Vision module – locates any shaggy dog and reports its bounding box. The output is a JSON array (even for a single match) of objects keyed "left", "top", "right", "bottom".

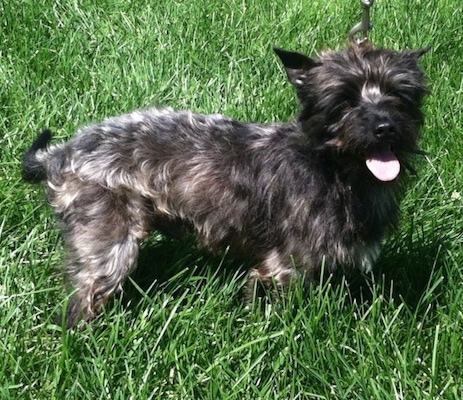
[{"left": 23, "top": 43, "right": 429, "bottom": 327}]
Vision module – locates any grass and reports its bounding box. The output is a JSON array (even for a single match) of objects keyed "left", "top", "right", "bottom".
[{"left": 1, "top": 0, "right": 463, "bottom": 398}]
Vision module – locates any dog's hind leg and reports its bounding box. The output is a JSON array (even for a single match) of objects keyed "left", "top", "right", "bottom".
[
  {"left": 51, "top": 179, "right": 151, "bottom": 327},
  {"left": 245, "top": 248, "right": 297, "bottom": 300}
]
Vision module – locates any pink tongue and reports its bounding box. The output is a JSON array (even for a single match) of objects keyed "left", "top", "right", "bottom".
[{"left": 366, "top": 150, "right": 401, "bottom": 181}]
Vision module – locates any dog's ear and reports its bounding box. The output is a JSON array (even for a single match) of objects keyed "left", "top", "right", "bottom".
[
  {"left": 273, "top": 47, "right": 318, "bottom": 86},
  {"left": 403, "top": 46, "right": 432, "bottom": 60}
]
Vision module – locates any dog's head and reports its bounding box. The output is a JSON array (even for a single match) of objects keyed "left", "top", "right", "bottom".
[{"left": 275, "top": 44, "right": 429, "bottom": 182}]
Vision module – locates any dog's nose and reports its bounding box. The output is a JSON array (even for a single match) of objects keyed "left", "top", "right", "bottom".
[{"left": 374, "top": 120, "right": 396, "bottom": 139}]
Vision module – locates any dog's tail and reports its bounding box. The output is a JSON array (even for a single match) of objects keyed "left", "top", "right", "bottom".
[{"left": 22, "top": 129, "right": 53, "bottom": 183}]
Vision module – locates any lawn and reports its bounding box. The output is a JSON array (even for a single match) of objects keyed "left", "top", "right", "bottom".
[{"left": 1, "top": 0, "right": 463, "bottom": 398}]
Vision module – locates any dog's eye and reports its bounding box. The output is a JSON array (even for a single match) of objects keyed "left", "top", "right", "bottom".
[
  {"left": 384, "top": 87, "right": 408, "bottom": 105},
  {"left": 384, "top": 92, "right": 404, "bottom": 106},
  {"left": 340, "top": 100, "right": 356, "bottom": 113},
  {"left": 343, "top": 104, "right": 353, "bottom": 113},
  {"left": 327, "top": 98, "right": 356, "bottom": 120}
]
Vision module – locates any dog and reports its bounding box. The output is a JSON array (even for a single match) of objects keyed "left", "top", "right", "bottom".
[{"left": 23, "top": 42, "right": 429, "bottom": 327}]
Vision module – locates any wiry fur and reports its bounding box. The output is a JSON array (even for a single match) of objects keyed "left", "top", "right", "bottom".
[{"left": 23, "top": 43, "right": 429, "bottom": 327}]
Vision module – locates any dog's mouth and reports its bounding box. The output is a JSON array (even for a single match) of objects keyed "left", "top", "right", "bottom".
[{"left": 366, "top": 148, "right": 401, "bottom": 182}]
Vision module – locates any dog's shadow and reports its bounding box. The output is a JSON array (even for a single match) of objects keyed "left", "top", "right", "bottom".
[
  {"left": 121, "top": 235, "right": 251, "bottom": 308},
  {"left": 121, "top": 233, "right": 446, "bottom": 318},
  {"left": 346, "top": 235, "right": 446, "bottom": 314}
]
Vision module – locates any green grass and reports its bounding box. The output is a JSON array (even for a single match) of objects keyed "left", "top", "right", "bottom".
[{"left": 2, "top": 0, "right": 463, "bottom": 398}]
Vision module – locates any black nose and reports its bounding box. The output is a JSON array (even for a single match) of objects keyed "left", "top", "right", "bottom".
[{"left": 375, "top": 120, "right": 396, "bottom": 139}]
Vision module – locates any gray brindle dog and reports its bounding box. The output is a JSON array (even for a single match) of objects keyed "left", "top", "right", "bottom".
[{"left": 23, "top": 43, "right": 429, "bottom": 327}]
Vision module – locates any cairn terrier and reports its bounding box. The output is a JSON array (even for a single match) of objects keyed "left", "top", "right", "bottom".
[{"left": 23, "top": 42, "right": 429, "bottom": 327}]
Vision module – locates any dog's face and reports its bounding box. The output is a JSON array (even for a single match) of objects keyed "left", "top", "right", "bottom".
[{"left": 275, "top": 44, "right": 429, "bottom": 181}]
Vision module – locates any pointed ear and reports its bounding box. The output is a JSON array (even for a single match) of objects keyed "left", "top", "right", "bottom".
[
  {"left": 273, "top": 47, "right": 318, "bottom": 86},
  {"left": 404, "top": 46, "right": 432, "bottom": 59}
]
